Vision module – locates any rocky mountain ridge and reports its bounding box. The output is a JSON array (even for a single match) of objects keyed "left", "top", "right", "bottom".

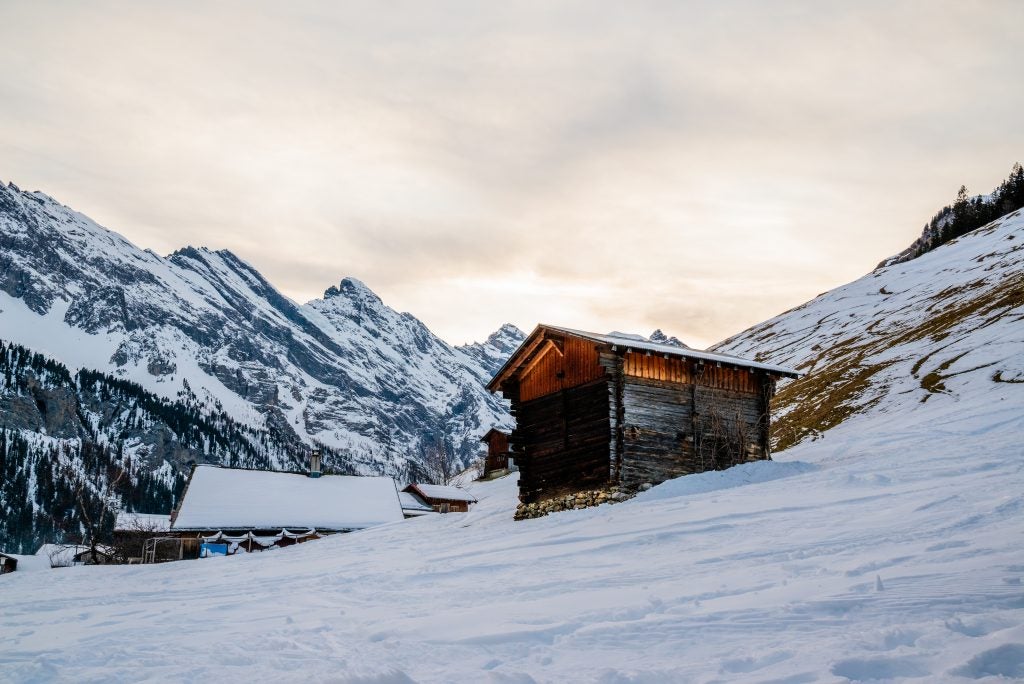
[{"left": 0, "top": 180, "right": 524, "bottom": 479}]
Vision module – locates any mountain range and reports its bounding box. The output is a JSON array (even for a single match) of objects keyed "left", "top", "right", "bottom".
[{"left": 0, "top": 179, "right": 525, "bottom": 480}]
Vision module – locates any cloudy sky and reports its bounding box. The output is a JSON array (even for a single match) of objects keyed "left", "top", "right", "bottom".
[{"left": 1, "top": 1, "right": 1022, "bottom": 347}]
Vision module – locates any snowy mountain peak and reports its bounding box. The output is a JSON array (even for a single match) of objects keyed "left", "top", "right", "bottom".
[
  {"left": 484, "top": 323, "right": 525, "bottom": 352},
  {"left": 649, "top": 329, "right": 688, "bottom": 348},
  {"left": 323, "top": 277, "right": 383, "bottom": 305},
  {"left": 458, "top": 324, "right": 527, "bottom": 379}
]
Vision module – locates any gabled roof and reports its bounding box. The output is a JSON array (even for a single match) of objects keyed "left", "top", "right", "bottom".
[
  {"left": 488, "top": 324, "right": 800, "bottom": 391},
  {"left": 480, "top": 427, "right": 509, "bottom": 442},
  {"left": 404, "top": 483, "right": 478, "bottom": 503},
  {"left": 171, "top": 465, "right": 405, "bottom": 531}
]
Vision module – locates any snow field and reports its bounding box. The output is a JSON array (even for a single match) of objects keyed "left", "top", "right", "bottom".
[{"left": 2, "top": 396, "right": 1022, "bottom": 682}]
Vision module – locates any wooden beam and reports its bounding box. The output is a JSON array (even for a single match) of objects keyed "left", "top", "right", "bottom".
[{"left": 488, "top": 329, "right": 549, "bottom": 390}]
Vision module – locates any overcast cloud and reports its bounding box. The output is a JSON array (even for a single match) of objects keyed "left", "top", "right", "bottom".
[{"left": 1, "top": 1, "right": 1022, "bottom": 346}]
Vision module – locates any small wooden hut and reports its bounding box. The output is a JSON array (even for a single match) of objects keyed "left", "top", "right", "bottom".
[
  {"left": 487, "top": 325, "right": 799, "bottom": 504},
  {"left": 0, "top": 552, "right": 17, "bottom": 574},
  {"left": 403, "top": 484, "right": 477, "bottom": 513},
  {"left": 480, "top": 428, "right": 511, "bottom": 477}
]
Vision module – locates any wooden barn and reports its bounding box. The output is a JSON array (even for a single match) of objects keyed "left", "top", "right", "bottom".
[
  {"left": 487, "top": 325, "right": 799, "bottom": 505},
  {"left": 403, "top": 484, "right": 478, "bottom": 513},
  {"left": 480, "top": 428, "right": 511, "bottom": 478}
]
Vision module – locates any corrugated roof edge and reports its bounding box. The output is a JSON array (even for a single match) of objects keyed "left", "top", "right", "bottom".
[
  {"left": 186, "top": 463, "right": 388, "bottom": 477},
  {"left": 487, "top": 324, "right": 800, "bottom": 390}
]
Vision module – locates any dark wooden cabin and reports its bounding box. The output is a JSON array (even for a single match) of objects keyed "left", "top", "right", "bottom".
[
  {"left": 0, "top": 552, "right": 17, "bottom": 574},
  {"left": 480, "top": 428, "right": 511, "bottom": 477},
  {"left": 487, "top": 325, "right": 799, "bottom": 504}
]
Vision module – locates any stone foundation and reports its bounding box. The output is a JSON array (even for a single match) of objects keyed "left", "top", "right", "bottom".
[{"left": 514, "top": 486, "right": 633, "bottom": 520}]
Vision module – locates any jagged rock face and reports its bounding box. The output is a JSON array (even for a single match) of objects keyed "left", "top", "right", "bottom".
[
  {"left": 0, "top": 180, "right": 525, "bottom": 475},
  {"left": 458, "top": 323, "right": 528, "bottom": 378},
  {"left": 648, "top": 329, "right": 688, "bottom": 348},
  {"left": 713, "top": 207, "right": 1024, "bottom": 452}
]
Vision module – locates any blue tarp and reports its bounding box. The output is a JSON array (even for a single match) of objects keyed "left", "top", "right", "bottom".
[{"left": 200, "top": 543, "right": 228, "bottom": 558}]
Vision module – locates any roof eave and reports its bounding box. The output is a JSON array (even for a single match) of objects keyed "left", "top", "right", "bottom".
[{"left": 489, "top": 323, "right": 800, "bottom": 385}]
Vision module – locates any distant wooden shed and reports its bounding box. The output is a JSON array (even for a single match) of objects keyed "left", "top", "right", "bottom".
[
  {"left": 487, "top": 325, "right": 799, "bottom": 504},
  {"left": 480, "top": 428, "right": 511, "bottom": 477},
  {"left": 0, "top": 552, "right": 17, "bottom": 574},
  {"left": 403, "top": 484, "right": 478, "bottom": 513}
]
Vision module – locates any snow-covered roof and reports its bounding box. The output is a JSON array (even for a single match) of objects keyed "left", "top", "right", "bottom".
[
  {"left": 115, "top": 511, "right": 171, "bottom": 532},
  {"left": 1, "top": 552, "right": 48, "bottom": 572},
  {"left": 397, "top": 491, "right": 434, "bottom": 511},
  {"left": 398, "top": 491, "right": 435, "bottom": 514},
  {"left": 489, "top": 324, "right": 799, "bottom": 390},
  {"left": 558, "top": 326, "right": 798, "bottom": 375},
  {"left": 171, "top": 466, "right": 404, "bottom": 531},
  {"left": 34, "top": 544, "right": 114, "bottom": 567},
  {"left": 406, "top": 484, "right": 478, "bottom": 503}
]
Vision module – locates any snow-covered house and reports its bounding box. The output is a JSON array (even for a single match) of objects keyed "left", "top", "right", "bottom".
[
  {"left": 170, "top": 465, "right": 405, "bottom": 546},
  {"left": 0, "top": 551, "right": 51, "bottom": 573},
  {"left": 35, "top": 544, "right": 116, "bottom": 567},
  {"left": 403, "top": 484, "right": 478, "bottom": 513}
]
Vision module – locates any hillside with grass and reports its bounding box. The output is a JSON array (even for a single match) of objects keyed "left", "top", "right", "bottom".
[{"left": 713, "top": 206, "right": 1024, "bottom": 453}]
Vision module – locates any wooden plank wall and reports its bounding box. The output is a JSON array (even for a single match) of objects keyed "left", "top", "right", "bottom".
[
  {"left": 519, "top": 335, "right": 604, "bottom": 402},
  {"left": 508, "top": 344, "right": 775, "bottom": 501},
  {"left": 622, "top": 352, "right": 691, "bottom": 384},
  {"left": 694, "top": 363, "right": 760, "bottom": 394},
  {"left": 599, "top": 351, "right": 625, "bottom": 482},
  {"left": 622, "top": 350, "right": 759, "bottom": 393},
  {"left": 693, "top": 383, "right": 765, "bottom": 464},
  {"left": 514, "top": 379, "right": 612, "bottom": 503},
  {"left": 618, "top": 359, "right": 771, "bottom": 490},
  {"left": 620, "top": 376, "right": 695, "bottom": 488}
]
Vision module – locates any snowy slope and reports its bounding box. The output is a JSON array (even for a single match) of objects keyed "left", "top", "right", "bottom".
[
  {"left": 1, "top": 406, "right": 1021, "bottom": 682},
  {"left": 713, "top": 207, "right": 1024, "bottom": 452},
  {"left": 0, "top": 180, "right": 523, "bottom": 475}
]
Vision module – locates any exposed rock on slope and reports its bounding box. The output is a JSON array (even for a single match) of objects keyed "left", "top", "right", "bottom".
[{"left": 713, "top": 208, "right": 1024, "bottom": 451}]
